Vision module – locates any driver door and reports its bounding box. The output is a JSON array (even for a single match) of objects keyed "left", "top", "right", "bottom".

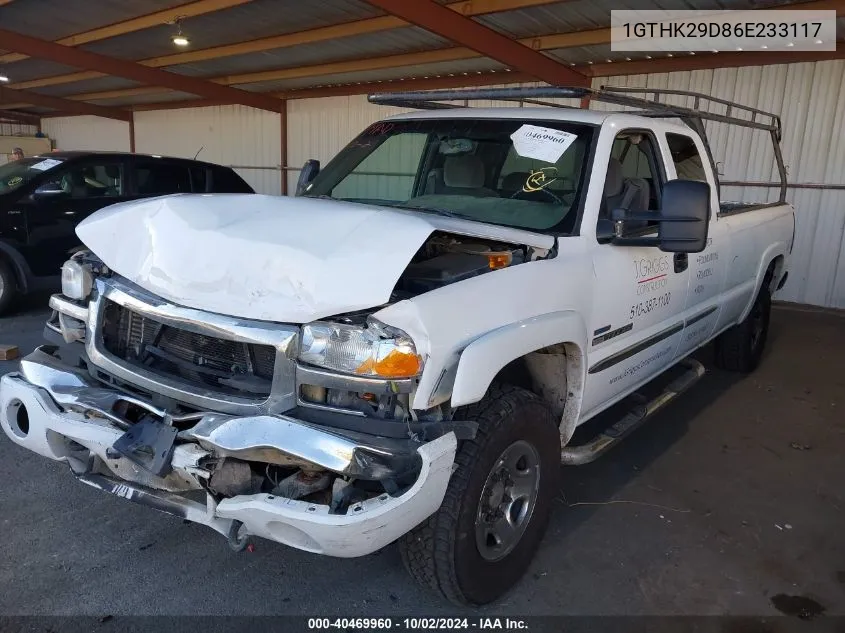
[{"left": 581, "top": 130, "right": 689, "bottom": 418}]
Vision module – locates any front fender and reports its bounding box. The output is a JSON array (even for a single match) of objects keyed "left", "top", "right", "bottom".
[{"left": 451, "top": 310, "right": 588, "bottom": 408}]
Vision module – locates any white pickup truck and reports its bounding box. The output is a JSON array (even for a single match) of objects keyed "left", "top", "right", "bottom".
[{"left": 0, "top": 87, "right": 794, "bottom": 605}]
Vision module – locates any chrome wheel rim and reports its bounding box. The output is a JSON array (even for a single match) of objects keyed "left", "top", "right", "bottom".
[{"left": 475, "top": 440, "right": 541, "bottom": 562}]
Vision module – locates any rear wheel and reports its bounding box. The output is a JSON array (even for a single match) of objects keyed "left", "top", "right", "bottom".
[
  {"left": 0, "top": 259, "right": 19, "bottom": 316},
  {"left": 714, "top": 283, "right": 771, "bottom": 373},
  {"left": 400, "top": 384, "right": 560, "bottom": 605}
]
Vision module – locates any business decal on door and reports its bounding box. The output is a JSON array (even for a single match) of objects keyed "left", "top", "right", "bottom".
[
  {"left": 634, "top": 255, "right": 670, "bottom": 296},
  {"left": 693, "top": 250, "right": 719, "bottom": 295}
]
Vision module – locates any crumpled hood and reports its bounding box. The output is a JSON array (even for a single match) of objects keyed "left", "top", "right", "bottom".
[
  {"left": 76, "top": 194, "right": 440, "bottom": 322},
  {"left": 77, "top": 194, "right": 555, "bottom": 323}
]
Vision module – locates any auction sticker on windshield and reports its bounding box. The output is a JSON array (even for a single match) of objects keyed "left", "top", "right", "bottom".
[
  {"left": 510, "top": 124, "right": 577, "bottom": 163},
  {"left": 29, "top": 158, "right": 63, "bottom": 171}
]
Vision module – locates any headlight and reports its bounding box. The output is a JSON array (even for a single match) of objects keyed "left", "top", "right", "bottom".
[
  {"left": 299, "top": 318, "right": 422, "bottom": 378},
  {"left": 61, "top": 260, "right": 93, "bottom": 300}
]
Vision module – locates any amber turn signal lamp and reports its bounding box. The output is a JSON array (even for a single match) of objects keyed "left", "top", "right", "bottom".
[{"left": 487, "top": 252, "right": 512, "bottom": 269}]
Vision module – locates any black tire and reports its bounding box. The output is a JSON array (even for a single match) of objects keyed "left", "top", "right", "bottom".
[
  {"left": 399, "top": 384, "right": 560, "bottom": 605},
  {"left": 714, "top": 283, "right": 771, "bottom": 373},
  {"left": 0, "top": 259, "right": 18, "bottom": 316}
]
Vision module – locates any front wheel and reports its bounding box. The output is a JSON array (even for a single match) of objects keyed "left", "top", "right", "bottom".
[{"left": 400, "top": 384, "right": 560, "bottom": 605}]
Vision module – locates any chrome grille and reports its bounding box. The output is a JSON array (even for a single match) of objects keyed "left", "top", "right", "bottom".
[{"left": 101, "top": 299, "right": 276, "bottom": 398}]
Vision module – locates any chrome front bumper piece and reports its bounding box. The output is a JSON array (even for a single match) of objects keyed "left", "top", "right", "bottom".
[{"left": 0, "top": 348, "right": 456, "bottom": 557}]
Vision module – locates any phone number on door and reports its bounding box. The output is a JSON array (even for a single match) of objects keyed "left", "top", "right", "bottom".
[{"left": 630, "top": 292, "right": 671, "bottom": 319}]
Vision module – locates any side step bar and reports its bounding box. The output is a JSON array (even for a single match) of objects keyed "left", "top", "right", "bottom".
[{"left": 561, "top": 358, "right": 706, "bottom": 466}]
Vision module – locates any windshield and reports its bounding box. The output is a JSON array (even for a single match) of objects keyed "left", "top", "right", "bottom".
[
  {"left": 304, "top": 118, "right": 594, "bottom": 233},
  {"left": 0, "top": 156, "right": 65, "bottom": 194}
]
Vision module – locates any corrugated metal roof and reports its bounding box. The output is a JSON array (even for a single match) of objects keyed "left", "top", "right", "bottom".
[
  {"left": 80, "top": 0, "right": 387, "bottom": 62},
  {"left": 33, "top": 76, "right": 142, "bottom": 98},
  {"left": 242, "top": 58, "right": 509, "bottom": 92},
  {"left": 0, "top": 58, "right": 83, "bottom": 84},
  {"left": 476, "top": 0, "right": 754, "bottom": 38},
  {"left": 0, "top": 0, "right": 183, "bottom": 42},
  {"left": 0, "top": 0, "right": 841, "bottom": 121},
  {"left": 164, "top": 26, "right": 451, "bottom": 80},
  {"left": 546, "top": 45, "right": 621, "bottom": 65}
]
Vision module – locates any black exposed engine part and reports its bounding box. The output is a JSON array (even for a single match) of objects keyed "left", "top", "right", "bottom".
[
  {"left": 111, "top": 417, "right": 178, "bottom": 476},
  {"left": 209, "top": 459, "right": 263, "bottom": 496},
  {"left": 401, "top": 253, "right": 489, "bottom": 294},
  {"left": 272, "top": 470, "right": 332, "bottom": 499}
]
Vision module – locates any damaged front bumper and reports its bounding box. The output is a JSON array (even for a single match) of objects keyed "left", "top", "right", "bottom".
[{"left": 0, "top": 347, "right": 456, "bottom": 557}]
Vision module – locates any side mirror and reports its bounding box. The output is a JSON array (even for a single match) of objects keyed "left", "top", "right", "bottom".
[
  {"left": 295, "top": 159, "right": 320, "bottom": 196},
  {"left": 658, "top": 180, "right": 710, "bottom": 253},
  {"left": 606, "top": 180, "right": 710, "bottom": 253}
]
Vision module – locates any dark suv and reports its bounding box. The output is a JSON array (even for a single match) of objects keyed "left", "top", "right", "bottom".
[{"left": 0, "top": 151, "right": 255, "bottom": 313}]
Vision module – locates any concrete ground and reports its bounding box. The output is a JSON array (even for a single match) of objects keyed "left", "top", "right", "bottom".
[{"left": 0, "top": 295, "right": 843, "bottom": 618}]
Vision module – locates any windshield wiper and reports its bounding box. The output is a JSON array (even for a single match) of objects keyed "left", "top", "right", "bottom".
[{"left": 389, "top": 204, "right": 468, "bottom": 220}]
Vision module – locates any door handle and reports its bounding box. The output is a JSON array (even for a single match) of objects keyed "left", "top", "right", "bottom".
[{"left": 674, "top": 253, "right": 688, "bottom": 273}]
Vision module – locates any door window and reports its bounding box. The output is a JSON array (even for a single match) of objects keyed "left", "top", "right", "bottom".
[
  {"left": 134, "top": 161, "right": 191, "bottom": 195},
  {"left": 666, "top": 133, "right": 707, "bottom": 182},
  {"left": 42, "top": 163, "right": 124, "bottom": 199},
  {"left": 601, "top": 132, "right": 664, "bottom": 232}
]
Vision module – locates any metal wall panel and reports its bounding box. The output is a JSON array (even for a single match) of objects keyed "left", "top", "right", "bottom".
[
  {"left": 41, "top": 116, "right": 131, "bottom": 152},
  {"left": 597, "top": 61, "right": 845, "bottom": 308},
  {"left": 286, "top": 95, "right": 415, "bottom": 193},
  {"left": 134, "top": 105, "right": 283, "bottom": 195},
  {"left": 0, "top": 122, "right": 37, "bottom": 137}
]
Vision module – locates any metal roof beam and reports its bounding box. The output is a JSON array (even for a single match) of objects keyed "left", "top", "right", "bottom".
[
  {"left": 0, "top": 86, "right": 130, "bottom": 121},
  {"left": 124, "top": 71, "right": 538, "bottom": 108},
  {"left": 584, "top": 47, "right": 845, "bottom": 77},
  {"left": 0, "top": 28, "right": 285, "bottom": 113},
  {"left": 361, "top": 0, "right": 588, "bottom": 86},
  {"left": 0, "top": 108, "right": 39, "bottom": 123},
  {"left": 10, "top": 0, "right": 560, "bottom": 91},
  {"left": 0, "top": 0, "right": 252, "bottom": 64},
  {"left": 274, "top": 72, "right": 538, "bottom": 100}
]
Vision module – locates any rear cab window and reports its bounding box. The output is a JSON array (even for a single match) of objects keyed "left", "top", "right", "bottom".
[{"left": 665, "top": 133, "right": 708, "bottom": 182}]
